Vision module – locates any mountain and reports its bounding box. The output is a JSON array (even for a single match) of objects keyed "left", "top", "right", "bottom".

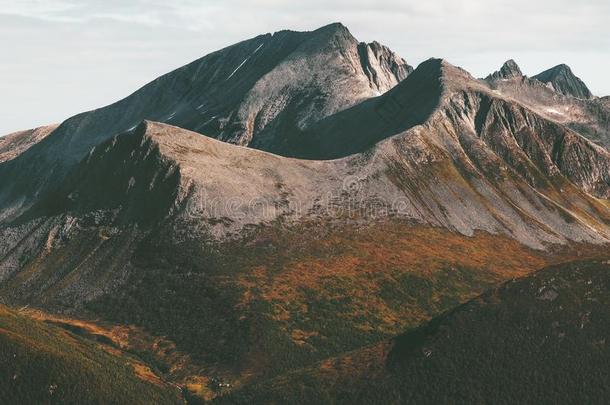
[
  {"left": 0, "top": 23, "right": 609, "bottom": 403},
  {"left": 533, "top": 64, "right": 593, "bottom": 99},
  {"left": 485, "top": 62, "right": 610, "bottom": 149},
  {"left": 1, "top": 58, "right": 609, "bottom": 399},
  {"left": 219, "top": 259, "right": 610, "bottom": 404},
  {"left": 0, "top": 304, "right": 183, "bottom": 404},
  {"left": 0, "top": 23, "right": 411, "bottom": 222}
]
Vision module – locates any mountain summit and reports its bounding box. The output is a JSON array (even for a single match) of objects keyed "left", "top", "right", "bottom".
[
  {"left": 485, "top": 59, "right": 523, "bottom": 81},
  {"left": 533, "top": 64, "right": 593, "bottom": 99}
]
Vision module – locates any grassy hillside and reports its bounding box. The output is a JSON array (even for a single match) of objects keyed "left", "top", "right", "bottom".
[
  {"left": 0, "top": 304, "right": 183, "bottom": 404},
  {"left": 86, "top": 220, "right": 605, "bottom": 395},
  {"left": 2, "top": 215, "right": 605, "bottom": 401},
  {"left": 219, "top": 259, "right": 610, "bottom": 404}
]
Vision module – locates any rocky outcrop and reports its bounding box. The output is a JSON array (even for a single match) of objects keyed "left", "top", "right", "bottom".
[
  {"left": 533, "top": 64, "right": 593, "bottom": 99},
  {"left": 357, "top": 41, "right": 413, "bottom": 92},
  {"left": 485, "top": 59, "right": 523, "bottom": 81}
]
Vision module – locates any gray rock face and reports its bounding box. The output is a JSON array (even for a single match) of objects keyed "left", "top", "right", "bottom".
[
  {"left": 485, "top": 59, "right": 523, "bottom": 81},
  {"left": 0, "top": 23, "right": 412, "bottom": 220},
  {"left": 7, "top": 60, "right": 610, "bottom": 251},
  {"left": 533, "top": 64, "right": 593, "bottom": 99},
  {"left": 258, "top": 56, "right": 442, "bottom": 158},
  {"left": 357, "top": 41, "right": 413, "bottom": 91}
]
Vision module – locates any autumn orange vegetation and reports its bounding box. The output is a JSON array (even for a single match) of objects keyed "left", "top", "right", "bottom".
[
  {"left": 16, "top": 221, "right": 605, "bottom": 402},
  {"left": 234, "top": 221, "right": 599, "bottom": 344}
]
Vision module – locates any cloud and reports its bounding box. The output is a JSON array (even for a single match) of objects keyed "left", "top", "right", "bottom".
[
  {"left": 1, "top": 0, "right": 608, "bottom": 52},
  {"left": 2, "top": 0, "right": 609, "bottom": 68},
  {"left": 0, "top": 0, "right": 80, "bottom": 22}
]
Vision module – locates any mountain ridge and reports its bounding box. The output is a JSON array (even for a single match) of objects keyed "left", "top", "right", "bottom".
[
  {"left": 485, "top": 61, "right": 610, "bottom": 149},
  {"left": 0, "top": 124, "right": 58, "bottom": 163}
]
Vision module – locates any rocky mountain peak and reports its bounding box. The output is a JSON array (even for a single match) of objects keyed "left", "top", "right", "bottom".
[
  {"left": 316, "top": 21, "right": 350, "bottom": 34},
  {"left": 301, "top": 22, "right": 356, "bottom": 51},
  {"left": 356, "top": 40, "right": 413, "bottom": 93},
  {"left": 533, "top": 64, "right": 593, "bottom": 99},
  {"left": 485, "top": 59, "right": 523, "bottom": 81}
]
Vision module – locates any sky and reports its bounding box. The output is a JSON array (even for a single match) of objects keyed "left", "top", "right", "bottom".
[{"left": 1, "top": 0, "right": 609, "bottom": 135}]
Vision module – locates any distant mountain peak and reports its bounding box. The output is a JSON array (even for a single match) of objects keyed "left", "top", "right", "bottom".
[
  {"left": 273, "top": 22, "right": 348, "bottom": 37},
  {"left": 486, "top": 59, "right": 523, "bottom": 81},
  {"left": 501, "top": 59, "right": 523, "bottom": 76},
  {"left": 533, "top": 64, "right": 593, "bottom": 99},
  {"left": 305, "top": 22, "right": 353, "bottom": 42},
  {"left": 318, "top": 21, "right": 349, "bottom": 32}
]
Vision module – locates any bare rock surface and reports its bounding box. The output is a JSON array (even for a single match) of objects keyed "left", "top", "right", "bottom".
[
  {"left": 0, "top": 124, "right": 58, "bottom": 163},
  {"left": 485, "top": 59, "right": 523, "bottom": 81},
  {"left": 533, "top": 64, "right": 593, "bottom": 99},
  {"left": 0, "top": 23, "right": 412, "bottom": 222}
]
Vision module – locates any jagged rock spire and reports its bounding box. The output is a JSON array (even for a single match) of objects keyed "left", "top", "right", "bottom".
[{"left": 485, "top": 59, "right": 523, "bottom": 81}]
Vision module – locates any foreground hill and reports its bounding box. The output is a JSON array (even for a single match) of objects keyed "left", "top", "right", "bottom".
[
  {"left": 0, "top": 304, "right": 183, "bottom": 404},
  {"left": 220, "top": 259, "right": 610, "bottom": 404}
]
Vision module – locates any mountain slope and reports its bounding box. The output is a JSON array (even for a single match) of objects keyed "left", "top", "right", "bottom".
[
  {"left": 0, "top": 304, "right": 183, "bottom": 404},
  {"left": 0, "top": 23, "right": 411, "bottom": 221},
  {"left": 219, "top": 259, "right": 610, "bottom": 404},
  {"left": 1, "top": 57, "right": 609, "bottom": 341}
]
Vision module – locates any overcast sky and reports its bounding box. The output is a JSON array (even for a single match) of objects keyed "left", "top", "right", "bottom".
[{"left": 1, "top": 0, "right": 608, "bottom": 134}]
